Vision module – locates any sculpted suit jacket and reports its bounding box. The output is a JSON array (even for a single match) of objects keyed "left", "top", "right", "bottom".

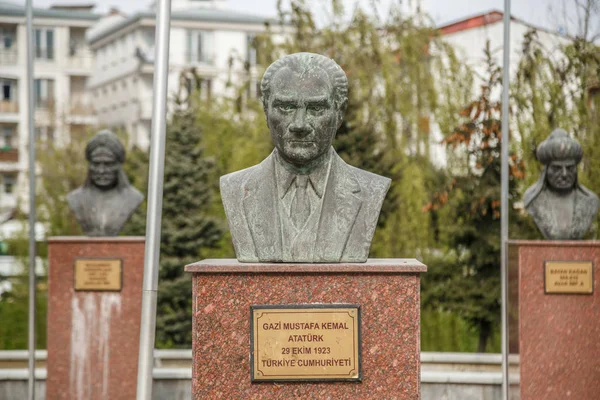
[{"left": 220, "top": 149, "right": 391, "bottom": 263}]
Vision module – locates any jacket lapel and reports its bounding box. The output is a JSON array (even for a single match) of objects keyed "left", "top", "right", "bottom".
[
  {"left": 242, "top": 153, "right": 283, "bottom": 261},
  {"left": 315, "top": 153, "right": 363, "bottom": 262}
]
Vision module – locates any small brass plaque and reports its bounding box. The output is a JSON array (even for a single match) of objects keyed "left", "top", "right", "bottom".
[
  {"left": 545, "top": 261, "right": 593, "bottom": 294},
  {"left": 74, "top": 259, "right": 122, "bottom": 291},
  {"left": 251, "top": 304, "right": 361, "bottom": 382}
]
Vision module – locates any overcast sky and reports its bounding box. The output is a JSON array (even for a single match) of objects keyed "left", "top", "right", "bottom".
[{"left": 31, "top": 0, "right": 577, "bottom": 34}]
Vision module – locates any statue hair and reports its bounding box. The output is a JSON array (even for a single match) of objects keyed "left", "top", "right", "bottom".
[
  {"left": 84, "top": 130, "right": 131, "bottom": 191},
  {"left": 536, "top": 128, "right": 583, "bottom": 165},
  {"left": 260, "top": 52, "right": 348, "bottom": 113},
  {"left": 524, "top": 128, "right": 586, "bottom": 208}
]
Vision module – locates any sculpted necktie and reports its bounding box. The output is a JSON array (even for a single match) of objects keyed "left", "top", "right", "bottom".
[{"left": 291, "top": 175, "right": 311, "bottom": 229}]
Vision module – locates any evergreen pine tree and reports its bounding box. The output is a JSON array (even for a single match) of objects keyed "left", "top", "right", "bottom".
[{"left": 155, "top": 107, "right": 223, "bottom": 347}]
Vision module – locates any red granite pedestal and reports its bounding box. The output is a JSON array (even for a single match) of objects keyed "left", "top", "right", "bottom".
[
  {"left": 185, "top": 258, "right": 426, "bottom": 399},
  {"left": 517, "top": 241, "right": 600, "bottom": 400},
  {"left": 47, "top": 236, "right": 145, "bottom": 400}
]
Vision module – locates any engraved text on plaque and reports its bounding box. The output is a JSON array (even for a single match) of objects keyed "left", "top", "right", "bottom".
[
  {"left": 74, "top": 259, "right": 122, "bottom": 291},
  {"left": 545, "top": 261, "right": 593, "bottom": 294},
  {"left": 251, "top": 304, "right": 361, "bottom": 382}
]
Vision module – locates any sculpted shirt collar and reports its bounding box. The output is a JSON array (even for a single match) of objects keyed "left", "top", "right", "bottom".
[{"left": 274, "top": 147, "right": 332, "bottom": 199}]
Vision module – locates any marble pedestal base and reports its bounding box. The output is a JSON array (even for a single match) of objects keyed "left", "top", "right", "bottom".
[
  {"left": 46, "top": 236, "right": 145, "bottom": 400},
  {"left": 185, "top": 258, "right": 426, "bottom": 399},
  {"left": 517, "top": 241, "right": 600, "bottom": 400}
]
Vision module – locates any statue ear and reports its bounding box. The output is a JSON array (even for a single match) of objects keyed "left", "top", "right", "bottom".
[{"left": 337, "top": 99, "right": 348, "bottom": 129}]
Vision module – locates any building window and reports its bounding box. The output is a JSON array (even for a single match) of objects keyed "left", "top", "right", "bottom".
[
  {"left": 0, "top": 27, "right": 15, "bottom": 49},
  {"left": 186, "top": 30, "right": 213, "bottom": 64},
  {"left": 186, "top": 77, "right": 212, "bottom": 102},
  {"left": 2, "top": 126, "right": 13, "bottom": 148},
  {"left": 143, "top": 28, "right": 154, "bottom": 48},
  {"left": 35, "top": 28, "right": 54, "bottom": 60},
  {"left": 34, "top": 79, "right": 55, "bottom": 108},
  {"left": 1, "top": 79, "right": 16, "bottom": 101},
  {"left": 245, "top": 79, "right": 261, "bottom": 100},
  {"left": 247, "top": 34, "right": 258, "bottom": 67},
  {"left": 3, "top": 174, "right": 14, "bottom": 194}
]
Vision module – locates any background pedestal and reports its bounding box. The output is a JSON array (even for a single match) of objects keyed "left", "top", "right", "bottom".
[
  {"left": 47, "top": 236, "right": 145, "bottom": 400},
  {"left": 185, "top": 259, "right": 426, "bottom": 399},
  {"left": 518, "top": 240, "right": 600, "bottom": 400}
]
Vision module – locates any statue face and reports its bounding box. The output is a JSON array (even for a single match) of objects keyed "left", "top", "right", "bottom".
[
  {"left": 89, "top": 146, "right": 120, "bottom": 189},
  {"left": 266, "top": 66, "right": 340, "bottom": 167},
  {"left": 546, "top": 160, "right": 577, "bottom": 192}
]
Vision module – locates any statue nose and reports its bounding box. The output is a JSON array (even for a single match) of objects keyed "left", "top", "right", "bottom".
[{"left": 289, "top": 108, "right": 310, "bottom": 134}]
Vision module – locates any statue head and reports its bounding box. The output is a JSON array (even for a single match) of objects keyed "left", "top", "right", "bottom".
[
  {"left": 536, "top": 128, "right": 582, "bottom": 193},
  {"left": 84, "top": 130, "right": 127, "bottom": 190},
  {"left": 260, "top": 52, "right": 348, "bottom": 169}
]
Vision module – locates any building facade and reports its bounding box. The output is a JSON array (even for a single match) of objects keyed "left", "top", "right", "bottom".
[
  {"left": 427, "top": 10, "right": 569, "bottom": 167},
  {"left": 87, "top": 0, "right": 281, "bottom": 149},
  {"left": 0, "top": 1, "right": 99, "bottom": 214}
]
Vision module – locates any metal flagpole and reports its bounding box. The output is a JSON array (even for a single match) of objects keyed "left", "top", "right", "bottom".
[
  {"left": 501, "top": 0, "right": 511, "bottom": 399},
  {"left": 136, "top": 0, "right": 172, "bottom": 398},
  {"left": 25, "top": 0, "right": 37, "bottom": 399}
]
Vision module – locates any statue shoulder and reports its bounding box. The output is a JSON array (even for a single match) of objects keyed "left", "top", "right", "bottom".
[
  {"left": 220, "top": 163, "right": 263, "bottom": 198},
  {"left": 524, "top": 180, "right": 542, "bottom": 209},
  {"left": 66, "top": 187, "right": 85, "bottom": 210},
  {"left": 578, "top": 184, "right": 599, "bottom": 212},
  {"left": 348, "top": 165, "right": 391, "bottom": 200},
  {"left": 125, "top": 186, "right": 144, "bottom": 208}
]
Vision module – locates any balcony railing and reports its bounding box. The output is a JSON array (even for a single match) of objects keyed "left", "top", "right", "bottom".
[
  {"left": 0, "top": 49, "right": 17, "bottom": 65},
  {"left": 185, "top": 52, "right": 215, "bottom": 66},
  {"left": 70, "top": 101, "right": 96, "bottom": 116},
  {"left": 67, "top": 51, "right": 93, "bottom": 70},
  {"left": 0, "top": 148, "right": 18, "bottom": 163},
  {"left": 0, "top": 101, "right": 18, "bottom": 113}
]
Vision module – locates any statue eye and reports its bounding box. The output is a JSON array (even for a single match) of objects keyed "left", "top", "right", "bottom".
[{"left": 277, "top": 104, "right": 295, "bottom": 112}]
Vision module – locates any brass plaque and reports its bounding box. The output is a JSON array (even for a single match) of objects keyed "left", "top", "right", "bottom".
[
  {"left": 545, "top": 261, "right": 593, "bottom": 294},
  {"left": 74, "top": 259, "right": 122, "bottom": 291},
  {"left": 251, "top": 304, "right": 361, "bottom": 382}
]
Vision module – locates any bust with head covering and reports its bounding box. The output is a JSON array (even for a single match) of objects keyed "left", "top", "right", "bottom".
[
  {"left": 67, "top": 130, "right": 144, "bottom": 236},
  {"left": 524, "top": 128, "right": 599, "bottom": 240}
]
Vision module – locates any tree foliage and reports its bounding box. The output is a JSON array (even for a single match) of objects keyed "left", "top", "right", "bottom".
[
  {"left": 253, "top": 0, "right": 471, "bottom": 256},
  {"left": 124, "top": 103, "right": 224, "bottom": 347},
  {"left": 513, "top": 29, "right": 600, "bottom": 233},
  {"left": 424, "top": 43, "right": 527, "bottom": 352}
]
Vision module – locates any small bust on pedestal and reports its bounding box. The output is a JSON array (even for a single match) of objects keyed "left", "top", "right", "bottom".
[
  {"left": 220, "top": 52, "right": 391, "bottom": 263},
  {"left": 524, "top": 128, "right": 599, "bottom": 240},
  {"left": 67, "top": 130, "right": 144, "bottom": 236}
]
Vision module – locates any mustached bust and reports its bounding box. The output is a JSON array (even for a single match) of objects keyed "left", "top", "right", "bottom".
[
  {"left": 524, "top": 128, "right": 599, "bottom": 240},
  {"left": 220, "top": 52, "right": 391, "bottom": 263},
  {"left": 67, "top": 130, "right": 144, "bottom": 236}
]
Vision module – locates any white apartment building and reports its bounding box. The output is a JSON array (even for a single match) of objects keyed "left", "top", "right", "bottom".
[
  {"left": 427, "top": 10, "right": 570, "bottom": 166},
  {"left": 88, "top": 0, "right": 284, "bottom": 149},
  {"left": 439, "top": 10, "right": 568, "bottom": 92},
  {"left": 0, "top": 1, "right": 99, "bottom": 214}
]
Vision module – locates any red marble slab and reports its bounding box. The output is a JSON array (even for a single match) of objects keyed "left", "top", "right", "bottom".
[
  {"left": 47, "top": 236, "right": 145, "bottom": 400},
  {"left": 517, "top": 240, "right": 600, "bottom": 400},
  {"left": 187, "top": 259, "right": 426, "bottom": 399}
]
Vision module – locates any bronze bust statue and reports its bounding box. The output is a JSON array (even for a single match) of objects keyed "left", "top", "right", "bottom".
[
  {"left": 220, "top": 52, "right": 391, "bottom": 263},
  {"left": 524, "top": 128, "right": 599, "bottom": 240},
  {"left": 67, "top": 130, "right": 144, "bottom": 236}
]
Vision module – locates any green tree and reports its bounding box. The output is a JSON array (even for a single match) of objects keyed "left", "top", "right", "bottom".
[
  {"left": 424, "top": 43, "right": 526, "bottom": 352},
  {"left": 125, "top": 104, "right": 224, "bottom": 347},
  {"left": 254, "top": 0, "right": 471, "bottom": 257},
  {"left": 513, "top": 29, "right": 600, "bottom": 235}
]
